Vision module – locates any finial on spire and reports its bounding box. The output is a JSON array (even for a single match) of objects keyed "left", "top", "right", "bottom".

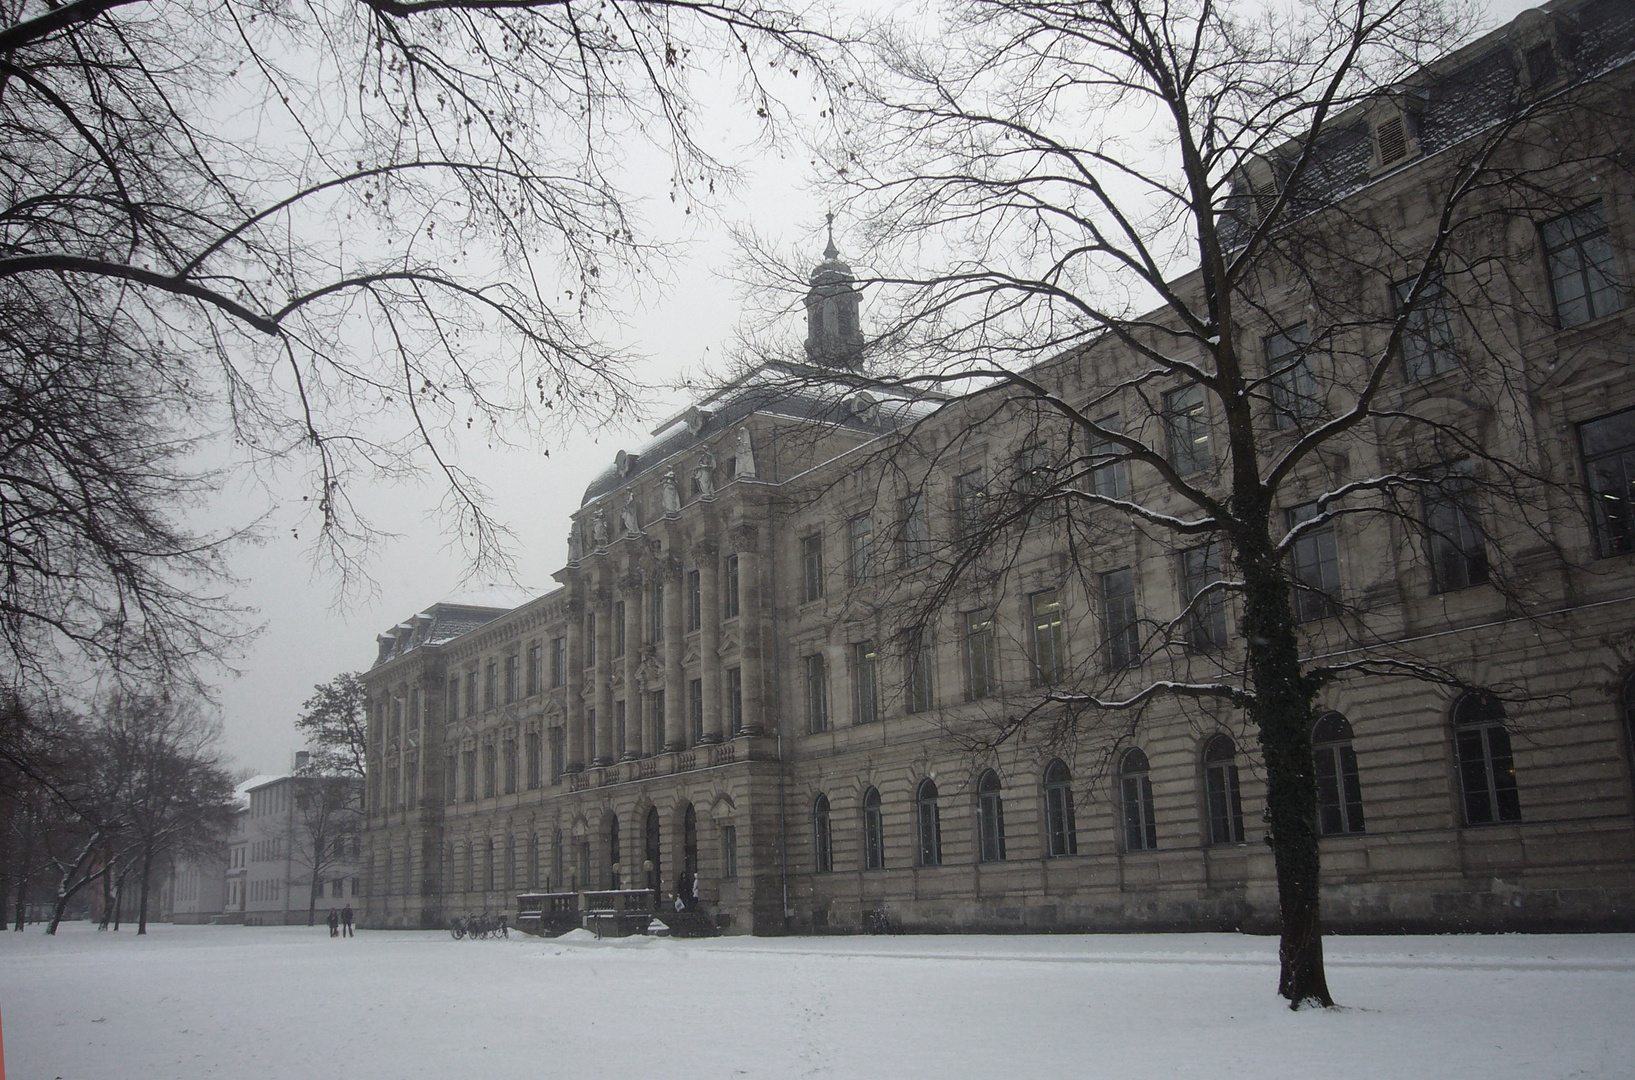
[{"left": 824, "top": 211, "right": 838, "bottom": 260}]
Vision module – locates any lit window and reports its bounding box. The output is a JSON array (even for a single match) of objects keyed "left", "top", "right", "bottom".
[
  {"left": 1164, "top": 384, "right": 1211, "bottom": 474},
  {"left": 853, "top": 642, "right": 878, "bottom": 725},
  {"left": 1580, "top": 408, "right": 1635, "bottom": 558},
  {"left": 964, "top": 613, "right": 997, "bottom": 699},
  {"left": 1030, "top": 589, "right": 1065, "bottom": 685}
]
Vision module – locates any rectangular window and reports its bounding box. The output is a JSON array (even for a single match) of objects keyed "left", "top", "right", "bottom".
[
  {"left": 650, "top": 690, "right": 666, "bottom": 754},
  {"left": 724, "top": 555, "right": 741, "bottom": 618},
  {"left": 462, "top": 750, "right": 476, "bottom": 804},
  {"left": 482, "top": 744, "right": 497, "bottom": 799},
  {"left": 527, "top": 645, "right": 542, "bottom": 696},
  {"left": 1164, "top": 384, "right": 1211, "bottom": 474},
  {"left": 551, "top": 637, "right": 566, "bottom": 688},
  {"left": 1265, "top": 324, "right": 1319, "bottom": 430},
  {"left": 804, "top": 654, "right": 829, "bottom": 733},
  {"left": 1286, "top": 503, "right": 1341, "bottom": 623},
  {"left": 906, "top": 627, "right": 933, "bottom": 714},
  {"left": 687, "top": 569, "right": 702, "bottom": 630},
  {"left": 585, "top": 708, "right": 596, "bottom": 762},
  {"left": 1030, "top": 589, "right": 1065, "bottom": 685},
  {"left": 853, "top": 641, "right": 878, "bottom": 725},
  {"left": 1090, "top": 415, "right": 1129, "bottom": 499},
  {"left": 954, "top": 469, "right": 985, "bottom": 537},
  {"left": 614, "top": 700, "right": 626, "bottom": 752},
  {"left": 899, "top": 491, "right": 930, "bottom": 569},
  {"left": 525, "top": 731, "right": 541, "bottom": 790},
  {"left": 613, "top": 600, "right": 626, "bottom": 657},
  {"left": 1425, "top": 470, "right": 1489, "bottom": 593},
  {"left": 964, "top": 613, "right": 997, "bottom": 700},
  {"left": 689, "top": 678, "right": 704, "bottom": 744},
  {"left": 1543, "top": 200, "right": 1622, "bottom": 328},
  {"left": 847, "top": 514, "right": 873, "bottom": 584},
  {"left": 505, "top": 654, "right": 519, "bottom": 703},
  {"left": 1181, "top": 543, "right": 1228, "bottom": 651},
  {"left": 722, "top": 824, "right": 738, "bottom": 879},
  {"left": 585, "top": 613, "right": 596, "bottom": 668},
  {"left": 549, "top": 727, "right": 565, "bottom": 782},
  {"left": 484, "top": 662, "right": 497, "bottom": 709},
  {"left": 444, "top": 754, "right": 457, "bottom": 805},
  {"left": 464, "top": 672, "right": 478, "bottom": 716},
  {"left": 651, "top": 581, "right": 665, "bottom": 643},
  {"left": 502, "top": 738, "right": 517, "bottom": 795},
  {"left": 726, "top": 668, "right": 742, "bottom": 734},
  {"left": 801, "top": 534, "right": 825, "bottom": 602},
  {"left": 1394, "top": 276, "right": 1458, "bottom": 380},
  {"left": 1581, "top": 408, "right": 1635, "bottom": 558}
]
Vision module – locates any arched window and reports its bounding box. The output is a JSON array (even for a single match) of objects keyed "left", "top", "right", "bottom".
[
  {"left": 1312, "top": 712, "right": 1365, "bottom": 835},
  {"left": 976, "top": 771, "right": 1006, "bottom": 862},
  {"left": 1043, "top": 760, "right": 1077, "bottom": 856},
  {"left": 682, "top": 804, "right": 699, "bottom": 876},
  {"left": 644, "top": 807, "right": 661, "bottom": 893},
  {"left": 485, "top": 838, "right": 495, "bottom": 892},
  {"left": 813, "top": 794, "right": 833, "bottom": 873},
  {"left": 1624, "top": 676, "right": 1635, "bottom": 800},
  {"left": 862, "top": 787, "right": 885, "bottom": 870},
  {"left": 1203, "top": 735, "right": 1245, "bottom": 845},
  {"left": 917, "top": 779, "right": 943, "bottom": 866},
  {"left": 1453, "top": 691, "right": 1520, "bottom": 825},
  {"left": 607, "top": 814, "right": 621, "bottom": 890},
  {"left": 1120, "top": 749, "right": 1158, "bottom": 852}
]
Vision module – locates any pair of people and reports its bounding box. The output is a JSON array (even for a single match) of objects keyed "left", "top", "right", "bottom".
[{"left": 325, "top": 904, "right": 355, "bottom": 937}]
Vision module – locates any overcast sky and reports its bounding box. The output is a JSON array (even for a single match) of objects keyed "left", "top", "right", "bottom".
[{"left": 212, "top": 0, "right": 1542, "bottom": 775}]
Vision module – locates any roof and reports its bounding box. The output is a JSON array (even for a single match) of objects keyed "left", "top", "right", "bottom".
[
  {"left": 1221, "top": 0, "right": 1635, "bottom": 245},
  {"left": 579, "top": 361, "right": 942, "bottom": 506},
  {"left": 372, "top": 599, "right": 520, "bottom": 668}
]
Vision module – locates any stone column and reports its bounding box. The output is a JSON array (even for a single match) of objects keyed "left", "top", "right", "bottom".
[
  {"left": 592, "top": 576, "right": 615, "bottom": 767},
  {"left": 736, "top": 525, "right": 764, "bottom": 737},
  {"left": 663, "top": 555, "right": 686, "bottom": 751},
  {"left": 621, "top": 567, "right": 644, "bottom": 761},
  {"left": 565, "top": 589, "right": 585, "bottom": 772},
  {"left": 696, "top": 540, "right": 722, "bottom": 743}
]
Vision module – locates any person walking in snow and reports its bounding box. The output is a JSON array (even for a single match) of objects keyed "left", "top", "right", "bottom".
[
  {"left": 341, "top": 904, "right": 354, "bottom": 937},
  {"left": 327, "top": 909, "right": 339, "bottom": 937}
]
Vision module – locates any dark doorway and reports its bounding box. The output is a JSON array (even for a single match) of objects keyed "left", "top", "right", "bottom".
[
  {"left": 683, "top": 804, "right": 699, "bottom": 876},
  {"left": 644, "top": 807, "right": 662, "bottom": 894}
]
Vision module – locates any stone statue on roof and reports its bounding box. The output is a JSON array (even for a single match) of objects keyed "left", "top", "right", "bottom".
[
  {"left": 694, "top": 447, "right": 717, "bottom": 500},
  {"left": 567, "top": 521, "right": 582, "bottom": 564},
  {"left": 620, "top": 490, "right": 641, "bottom": 536},
  {"left": 591, "top": 507, "right": 608, "bottom": 548},
  {"left": 661, "top": 469, "right": 682, "bottom": 515},
  {"left": 735, "top": 427, "right": 757, "bottom": 479}
]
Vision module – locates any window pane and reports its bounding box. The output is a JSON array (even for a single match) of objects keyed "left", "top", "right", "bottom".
[
  {"left": 1581, "top": 410, "right": 1635, "bottom": 557},
  {"left": 1102, "top": 568, "right": 1139, "bottom": 669},
  {"left": 1265, "top": 324, "right": 1320, "bottom": 429},
  {"left": 1031, "top": 590, "right": 1064, "bottom": 685},
  {"left": 1091, "top": 415, "right": 1129, "bottom": 498},
  {"left": 1164, "top": 385, "right": 1210, "bottom": 473},
  {"left": 1181, "top": 543, "right": 1227, "bottom": 650}
]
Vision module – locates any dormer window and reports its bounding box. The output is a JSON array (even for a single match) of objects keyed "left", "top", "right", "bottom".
[{"left": 1369, "top": 104, "right": 1419, "bottom": 173}]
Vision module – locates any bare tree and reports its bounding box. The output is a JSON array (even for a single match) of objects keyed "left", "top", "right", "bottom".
[
  {"left": 296, "top": 673, "right": 369, "bottom": 780},
  {"left": 746, "top": 0, "right": 1633, "bottom": 1005},
  {"left": 1, "top": 0, "right": 840, "bottom": 686},
  {"left": 290, "top": 773, "right": 364, "bottom": 926}
]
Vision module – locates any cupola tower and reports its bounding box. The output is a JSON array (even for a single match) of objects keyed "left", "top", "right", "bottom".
[{"left": 803, "top": 213, "right": 864, "bottom": 368}]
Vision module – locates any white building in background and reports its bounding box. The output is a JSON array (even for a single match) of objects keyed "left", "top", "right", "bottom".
[{"left": 241, "top": 758, "right": 365, "bottom": 927}]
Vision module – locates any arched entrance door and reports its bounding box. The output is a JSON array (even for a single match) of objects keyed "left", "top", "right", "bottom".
[{"left": 644, "top": 807, "right": 661, "bottom": 894}]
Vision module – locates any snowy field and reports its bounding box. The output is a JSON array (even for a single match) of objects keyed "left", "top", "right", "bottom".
[{"left": 4, "top": 923, "right": 1633, "bottom": 1079}]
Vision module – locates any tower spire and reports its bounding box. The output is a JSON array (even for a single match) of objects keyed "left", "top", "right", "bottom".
[
  {"left": 824, "top": 211, "right": 838, "bottom": 261},
  {"left": 804, "top": 213, "right": 863, "bottom": 369}
]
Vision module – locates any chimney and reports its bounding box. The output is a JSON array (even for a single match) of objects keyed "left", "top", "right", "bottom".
[{"left": 294, "top": 750, "right": 310, "bottom": 772}]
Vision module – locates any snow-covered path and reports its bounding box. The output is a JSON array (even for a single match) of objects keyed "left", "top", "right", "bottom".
[{"left": 3, "top": 923, "right": 1631, "bottom": 1078}]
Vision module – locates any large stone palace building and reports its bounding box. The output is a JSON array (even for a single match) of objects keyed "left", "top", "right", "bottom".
[{"left": 361, "top": 0, "right": 1635, "bottom": 935}]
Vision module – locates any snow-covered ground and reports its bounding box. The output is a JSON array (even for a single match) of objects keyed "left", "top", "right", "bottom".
[{"left": 4, "top": 923, "right": 1632, "bottom": 1079}]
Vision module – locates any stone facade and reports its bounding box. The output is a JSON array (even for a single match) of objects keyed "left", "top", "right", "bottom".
[{"left": 362, "top": 0, "right": 1635, "bottom": 935}]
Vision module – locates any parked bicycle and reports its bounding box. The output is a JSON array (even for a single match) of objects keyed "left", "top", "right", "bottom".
[{"left": 448, "top": 912, "right": 510, "bottom": 940}]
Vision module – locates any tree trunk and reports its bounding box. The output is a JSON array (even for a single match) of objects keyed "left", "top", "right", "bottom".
[
  {"left": 137, "top": 844, "right": 152, "bottom": 934},
  {"left": 113, "top": 867, "right": 127, "bottom": 930},
  {"left": 1239, "top": 540, "right": 1334, "bottom": 1008},
  {"left": 12, "top": 804, "right": 36, "bottom": 930},
  {"left": 99, "top": 852, "right": 114, "bottom": 930}
]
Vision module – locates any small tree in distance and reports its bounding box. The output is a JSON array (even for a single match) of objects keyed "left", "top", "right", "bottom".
[
  {"left": 750, "top": 0, "right": 1632, "bottom": 1006},
  {"left": 296, "top": 673, "right": 369, "bottom": 781},
  {"left": 294, "top": 673, "right": 367, "bottom": 925}
]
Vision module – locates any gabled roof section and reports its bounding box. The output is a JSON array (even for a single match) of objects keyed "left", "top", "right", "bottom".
[{"left": 372, "top": 599, "right": 519, "bottom": 668}]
